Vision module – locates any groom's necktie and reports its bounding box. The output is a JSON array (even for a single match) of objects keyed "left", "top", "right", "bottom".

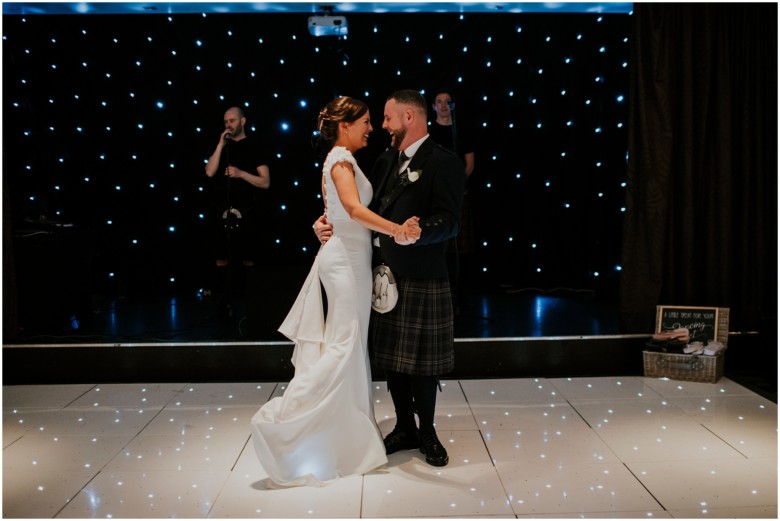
[
  {"left": 397, "top": 150, "right": 410, "bottom": 175},
  {"left": 385, "top": 150, "right": 407, "bottom": 195}
]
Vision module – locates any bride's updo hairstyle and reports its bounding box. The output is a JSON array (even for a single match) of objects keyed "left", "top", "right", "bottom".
[{"left": 317, "top": 96, "right": 369, "bottom": 147}]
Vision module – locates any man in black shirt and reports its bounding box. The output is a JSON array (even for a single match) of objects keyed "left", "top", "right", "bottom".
[
  {"left": 428, "top": 88, "right": 475, "bottom": 177},
  {"left": 204, "top": 106, "right": 271, "bottom": 313},
  {"left": 428, "top": 89, "right": 476, "bottom": 311}
]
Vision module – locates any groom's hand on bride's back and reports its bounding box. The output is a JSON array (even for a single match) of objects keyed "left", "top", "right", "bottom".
[{"left": 314, "top": 214, "right": 333, "bottom": 244}]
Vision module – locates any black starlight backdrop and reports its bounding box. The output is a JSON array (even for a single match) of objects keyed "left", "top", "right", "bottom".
[{"left": 3, "top": 10, "right": 630, "bottom": 298}]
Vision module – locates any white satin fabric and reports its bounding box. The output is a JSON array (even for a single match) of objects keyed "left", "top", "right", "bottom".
[{"left": 250, "top": 147, "right": 387, "bottom": 487}]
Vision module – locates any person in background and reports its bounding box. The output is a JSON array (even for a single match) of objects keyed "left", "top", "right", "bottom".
[
  {"left": 428, "top": 88, "right": 476, "bottom": 313},
  {"left": 429, "top": 88, "right": 475, "bottom": 177},
  {"left": 204, "top": 106, "right": 271, "bottom": 318}
]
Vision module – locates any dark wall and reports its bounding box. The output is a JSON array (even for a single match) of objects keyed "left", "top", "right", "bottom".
[{"left": 3, "top": 11, "right": 630, "bottom": 310}]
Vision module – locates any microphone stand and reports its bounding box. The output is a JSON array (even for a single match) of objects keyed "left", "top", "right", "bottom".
[
  {"left": 449, "top": 105, "right": 491, "bottom": 325},
  {"left": 449, "top": 104, "right": 459, "bottom": 157},
  {"left": 224, "top": 136, "right": 232, "bottom": 221},
  {"left": 223, "top": 136, "right": 234, "bottom": 318}
]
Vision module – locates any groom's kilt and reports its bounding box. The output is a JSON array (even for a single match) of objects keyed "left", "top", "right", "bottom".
[{"left": 369, "top": 276, "right": 454, "bottom": 376}]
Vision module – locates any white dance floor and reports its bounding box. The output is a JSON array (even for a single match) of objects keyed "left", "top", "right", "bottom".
[{"left": 4, "top": 377, "right": 777, "bottom": 518}]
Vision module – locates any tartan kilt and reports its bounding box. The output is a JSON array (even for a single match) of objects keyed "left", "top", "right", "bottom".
[{"left": 369, "top": 276, "right": 454, "bottom": 376}]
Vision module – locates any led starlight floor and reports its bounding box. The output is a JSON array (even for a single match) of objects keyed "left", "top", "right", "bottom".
[{"left": 3, "top": 377, "right": 777, "bottom": 518}]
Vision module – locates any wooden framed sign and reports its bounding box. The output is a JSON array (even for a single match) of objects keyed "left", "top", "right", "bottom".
[{"left": 655, "top": 306, "right": 730, "bottom": 344}]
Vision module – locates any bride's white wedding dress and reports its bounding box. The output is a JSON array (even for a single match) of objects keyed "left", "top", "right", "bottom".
[{"left": 250, "top": 146, "right": 387, "bottom": 487}]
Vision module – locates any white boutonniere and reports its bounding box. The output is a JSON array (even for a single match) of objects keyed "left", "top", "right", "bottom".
[{"left": 399, "top": 168, "right": 422, "bottom": 186}]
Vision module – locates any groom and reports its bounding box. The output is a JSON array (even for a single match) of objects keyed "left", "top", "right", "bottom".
[{"left": 316, "top": 89, "right": 464, "bottom": 466}]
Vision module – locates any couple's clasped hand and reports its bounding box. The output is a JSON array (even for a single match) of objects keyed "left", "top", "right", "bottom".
[
  {"left": 393, "top": 217, "right": 421, "bottom": 245},
  {"left": 314, "top": 215, "right": 421, "bottom": 246}
]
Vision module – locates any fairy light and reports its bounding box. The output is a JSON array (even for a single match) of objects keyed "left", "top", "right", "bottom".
[{"left": 3, "top": 9, "right": 629, "bottom": 297}]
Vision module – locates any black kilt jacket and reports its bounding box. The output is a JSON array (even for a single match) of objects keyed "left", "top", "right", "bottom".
[
  {"left": 370, "top": 137, "right": 465, "bottom": 278},
  {"left": 368, "top": 136, "right": 465, "bottom": 375}
]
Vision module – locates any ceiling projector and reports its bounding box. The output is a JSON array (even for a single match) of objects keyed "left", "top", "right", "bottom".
[{"left": 308, "top": 15, "right": 348, "bottom": 36}]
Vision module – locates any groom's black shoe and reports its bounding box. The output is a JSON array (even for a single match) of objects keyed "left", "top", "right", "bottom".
[
  {"left": 383, "top": 428, "right": 419, "bottom": 454},
  {"left": 419, "top": 431, "right": 449, "bottom": 467}
]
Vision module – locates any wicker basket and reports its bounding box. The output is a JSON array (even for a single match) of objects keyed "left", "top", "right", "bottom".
[
  {"left": 643, "top": 349, "right": 725, "bottom": 383},
  {"left": 645, "top": 305, "right": 729, "bottom": 383}
]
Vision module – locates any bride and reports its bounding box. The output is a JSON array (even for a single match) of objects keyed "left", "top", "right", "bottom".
[{"left": 250, "top": 96, "right": 421, "bottom": 487}]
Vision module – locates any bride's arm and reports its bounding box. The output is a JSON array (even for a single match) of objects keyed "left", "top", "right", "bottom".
[{"left": 330, "top": 162, "right": 419, "bottom": 243}]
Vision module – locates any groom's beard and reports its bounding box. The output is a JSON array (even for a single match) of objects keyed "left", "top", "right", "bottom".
[{"left": 390, "top": 128, "right": 407, "bottom": 150}]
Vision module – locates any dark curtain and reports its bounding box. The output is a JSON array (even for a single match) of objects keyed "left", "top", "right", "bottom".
[{"left": 620, "top": 3, "right": 777, "bottom": 335}]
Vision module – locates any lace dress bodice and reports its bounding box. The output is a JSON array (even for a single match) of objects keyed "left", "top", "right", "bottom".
[{"left": 322, "top": 146, "right": 373, "bottom": 222}]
